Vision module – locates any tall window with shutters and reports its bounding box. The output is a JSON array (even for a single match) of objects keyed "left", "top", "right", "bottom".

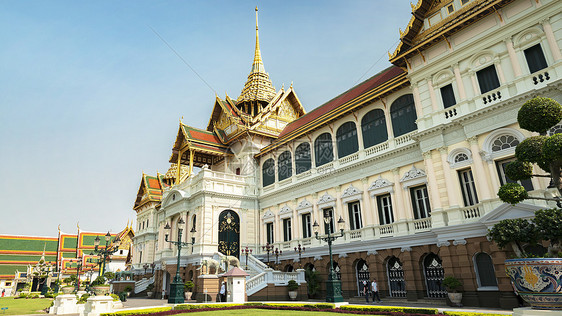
[{"left": 348, "top": 201, "right": 362, "bottom": 230}]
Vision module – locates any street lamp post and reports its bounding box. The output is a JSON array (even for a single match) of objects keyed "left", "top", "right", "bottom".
[
  {"left": 70, "top": 259, "right": 83, "bottom": 293},
  {"left": 242, "top": 247, "right": 252, "bottom": 270},
  {"left": 262, "top": 243, "right": 273, "bottom": 268},
  {"left": 313, "top": 214, "right": 345, "bottom": 303},
  {"left": 93, "top": 232, "right": 121, "bottom": 277},
  {"left": 274, "top": 248, "right": 282, "bottom": 268},
  {"left": 164, "top": 217, "right": 196, "bottom": 304},
  {"left": 143, "top": 264, "right": 149, "bottom": 276},
  {"left": 294, "top": 244, "right": 305, "bottom": 268}
]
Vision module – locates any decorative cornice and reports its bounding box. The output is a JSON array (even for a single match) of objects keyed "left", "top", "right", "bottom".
[
  {"left": 436, "top": 241, "right": 450, "bottom": 247},
  {"left": 314, "top": 255, "right": 323, "bottom": 261},
  {"left": 401, "top": 247, "right": 412, "bottom": 252},
  {"left": 262, "top": 210, "right": 275, "bottom": 220},
  {"left": 453, "top": 239, "right": 467, "bottom": 246},
  {"left": 367, "top": 250, "right": 378, "bottom": 256},
  {"left": 338, "top": 252, "right": 348, "bottom": 258},
  {"left": 317, "top": 193, "right": 336, "bottom": 206},
  {"left": 296, "top": 199, "right": 313, "bottom": 210},
  {"left": 279, "top": 205, "right": 293, "bottom": 215}
]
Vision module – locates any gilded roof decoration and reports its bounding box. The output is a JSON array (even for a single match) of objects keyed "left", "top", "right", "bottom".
[
  {"left": 133, "top": 173, "right": 163, "bottom": 211},
  {"left": 390, "top": 0, "right": 517, "bottom": 67},
  {"left": 236, "top": 7, "right": 277, "bottom": 105}
]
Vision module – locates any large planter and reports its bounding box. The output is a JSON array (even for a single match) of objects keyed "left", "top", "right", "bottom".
[
  {"left": 185, "top": 291, "right": 192, "bottom": 300},
  {"left": 447, "top": 293, "right": 462, "bottom": 306},
  {"left": 288, "top": 290, "right": 298, "bottom": 300},
  {"left": 61, "top": 286, "right": 74, "bottom": 294},
  {"left": 505, "top": 258, "right": 562, "bottom": 309},
  {"left": 92, "top": 285, "right": 110, "bottom": 296}
]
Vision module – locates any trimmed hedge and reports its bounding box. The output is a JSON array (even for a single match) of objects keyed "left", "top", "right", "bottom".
[
  {"left": 443, "top": 312, "right": 508, "bottom": 316},
  {"left": 101, "top": 307, "right": 172, "bottom": 316},
  {"left": 339, "top": 305, "right": 438, "bottom": 315}
]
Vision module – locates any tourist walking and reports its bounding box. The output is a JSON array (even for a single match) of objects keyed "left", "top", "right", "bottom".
[
  {"left": 371, "top": 278, "right": 382, "bottom": 303},
  {"left": 362, "top": 280, "right": 369, "bottom": 303},
  {"left": 219, "top": 281, "right": 226, "bottom": 302}
]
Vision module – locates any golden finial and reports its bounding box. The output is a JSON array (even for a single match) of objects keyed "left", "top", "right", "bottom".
[
  {"left": 126, "top": 219, "right": 129, "bottom": 229},
  {"left": 388, "top": 51, "right": 392, "bottom": 59},
  {"left": 57, "top": 224, "right": 61, "bottom": 232},
  {"left": 410, "top": 2, "right": 415, "bottom": 10},
  {"left": 399, "top": 28, "right": 404, "bottom": 36},
  {"left": 281, "top": 83, "right": 284, "bottom": 90},
  {"left": 76, "top": 221, "right": 80, "bottom": 230},
  {"left": 290, "top": 81, "right": 293, "bottom": 89}
]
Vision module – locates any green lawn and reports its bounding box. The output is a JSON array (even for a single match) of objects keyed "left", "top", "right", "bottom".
[
  {"left": 177, "top": 309, "right": 341, "bottom": 316},
  {"left": 0, "top": 297, "right": 53, "bottom": 315}
]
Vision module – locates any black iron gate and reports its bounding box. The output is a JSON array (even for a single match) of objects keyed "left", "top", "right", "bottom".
[
  {"left": 423, "top": 253, "right": 446, "bottom": 298},
  {"left": 218, "top": 210, "right": 240, "bottom": 258},
  {"left": 387, "top": 257, "right": 406, "bottom": 297},
  {"left": 356, "top": 259, "right": 370, "bottom": 296}
]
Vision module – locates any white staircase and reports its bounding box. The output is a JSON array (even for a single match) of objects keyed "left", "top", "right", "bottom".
[
  {"left": 134, "top": 276, "right": 154, "bottom": 294},
  {"left": 244, "top": 254, "right": 305, "bottom": 296}
]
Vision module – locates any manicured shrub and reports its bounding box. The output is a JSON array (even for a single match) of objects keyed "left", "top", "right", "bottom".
[
  {"left": 338, "top": 305, "right": 438, "bottom": 315},
  {"left": 504, "top": 160, "right": 532, "bottom": 181},
  {"left": 542, "top": 133, "right": 562, "bottom": 161},
  {"left": 444, "top": 312, "right": 509, "bottom": 316},
  {"left": 518, "top": 97, "right": 562, "bottom": 133},
  {"left": 498, "top": 182, "right": 528, "bottom": 204},
  {"left": 515, "top": 136, "right": 546, "bottom": 163},
  {"left": 101, "top": 307, "right": 172, "bottom": 316}
]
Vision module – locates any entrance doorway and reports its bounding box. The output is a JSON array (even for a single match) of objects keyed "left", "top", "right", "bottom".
[
  {"left": 218, "top": 210, "right": 240, "bottom": 258},
  {"left": 423, "top": 253, "right": 446, "bottom": 298},
  {"left": 355, "top": 259, "right": 370, "bottom": 296},
  {"left": 387, "top": 256, "right": 406, "bottom": 297}
]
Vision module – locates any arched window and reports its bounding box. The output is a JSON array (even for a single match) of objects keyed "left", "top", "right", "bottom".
[
  {"left": 314, "top": 133, "right": 334, "bottom": 167},
  {"left": 262, "top": 158, "right": 275, "bottom": 187},
  {"left": 474, "top": 253, "right": 498, "bottom": 288},
  {"left": 390, "top": 94, "right": 417, "bottom": 137},
  {"left": 295, "top": 143, "right": 311, "bottom": 174},
  {"left": 491, "top": 134, "right": 519, "bottom": 152},
  {"left": 362, "top": 109, "right": 388, "bottom": 148},
  {"left": 278, "top": 151, "right": 292, "bottom": 181},
  {"left": 548, "top": 121, "right": 562, "bottom": 136},
  {"left": 336, "top": 122, "right": 359, "bottom": 158}
]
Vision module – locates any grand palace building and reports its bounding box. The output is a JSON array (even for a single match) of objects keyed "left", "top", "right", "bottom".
[{"left": 131, "top": 0, "right": 562, "bottom": 308}]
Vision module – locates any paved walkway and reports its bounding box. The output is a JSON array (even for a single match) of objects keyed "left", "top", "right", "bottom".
[{"left": 116, "top": 297, "right": 514, "bottom": 314}]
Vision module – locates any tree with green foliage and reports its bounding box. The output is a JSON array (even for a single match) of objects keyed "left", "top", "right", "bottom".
[{"left": 498, "top": 97, "right": 562, "bottom": 205}]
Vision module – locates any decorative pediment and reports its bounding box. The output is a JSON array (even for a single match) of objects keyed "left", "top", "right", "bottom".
[
  {"left": 297, "top": 199, "right": 312, "bottom": 210},
  {"left": 400, "top": 165, "right": 426, "bottom": 182},
  {"left": 278, "top": 205, "right": 293, "bottom": 219},
  {"left": 262, "top": 210, "right": 275, "bottom": 221},
  {"left": 369, "top": 176, "right": 394, "bottom": 196},
  {"left": 317, "top": 193, "right": 336, "bottom": 208},
  {"left": 479, "top": 203, "right": 542, "bottom": 229},
  {"left": 341, "top": 185, "right": 362, "bottom": 199}
]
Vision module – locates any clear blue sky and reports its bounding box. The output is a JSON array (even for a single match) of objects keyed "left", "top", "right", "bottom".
[{"left": 0, "top": 0, "right": 413, "bottom": 236}]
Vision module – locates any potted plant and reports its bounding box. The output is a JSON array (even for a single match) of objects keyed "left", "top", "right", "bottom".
[
  {"left": 305, "top": 268, "right": 321, "bottom": 299},
  {"left": 90, "top": 275, "right": 110, "bottom": 296},
  {"left": 287, "top": 279, "right": 299, "bottom": 300},
  {"left": 184, "top": 281, "right": 194, "bottom": 300},
  {"left": 124, "top": 285, "right": 133, "bottom": 297},
  {"left": 61, "top": 277, "right": 74, "bottom": 294},
  {"left": 442, "top": 276, "right": 463, "bottom": 306},
  {"left": 488, "top": 96, "right": 562, "bottom": 310},
  {"left": 146, "top": 283, "right": 154, "bottom": 298}
]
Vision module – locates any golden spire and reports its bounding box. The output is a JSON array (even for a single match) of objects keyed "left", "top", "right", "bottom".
[{"left": 236, "top": 7, "right": 276, "bottom": 106}]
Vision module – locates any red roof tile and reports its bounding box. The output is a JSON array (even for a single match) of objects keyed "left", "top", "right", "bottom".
[{"left": 278, "top": 66, "right": 404, "bottom": 138}]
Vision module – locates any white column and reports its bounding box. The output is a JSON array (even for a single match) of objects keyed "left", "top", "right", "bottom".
[
  {"left": 335, "top": 185, "right": 348, "bottom": 226},
  {"left": 470, "top": 71, "right": 480, "bottom": 96},
  {"left": 293, "top": 201, "right": 301, "bottom": 240},
  {"left": 505, "top": 38, "right": 522, "bottom": 77},
  {"left": 412, "top": 83, "right": 424, "bottom": 117},
  {"left": 426, "top": 78, "right": 439, "bottom": 111},
  {"left": 385, "top": 107, "right": 394, "bottom": 139},
  {"left": 494, "top": 58, "right": 506, "bottom": 84},
  {"left": 484, "top": 157, "right": 501, "bottom": 196},
  {"left": 453, "top": 64, "right": 466, "bottom": 100},
  {"left": 361, "top": 177, "right": 375, "bottom": 226},
  {"left": 392, "top": 168, "right": 407, "bottom": 220},
  {"left": 438, "top": 147, "right": 460, "bottom": 208},
  {"left": 422, "top": 151, "right": 442, "bottom": 211},
  {"left": 542, "top": 18, "right": 562, "bottom": 62},
  {"left": 468, "top": 137, "right": 492, "bottom": 200},
  {"left": 355, "top": 119, "right": 365, "bottom": 151}
]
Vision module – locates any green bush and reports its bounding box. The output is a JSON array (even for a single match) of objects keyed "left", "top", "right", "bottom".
[
  {"left": 100, "top": 307, "right": 172, "bottom": 316},
  {"left": 339, "top": 305, "right": 438, "bottom": 314},
  {"left": 518, "top": 97, "right": 562, "bottom": 133},
  {"left": 110, "top": 293, "right": 120, "bottom": 301},
  {"left": 443, "top": 312, "right": 509, "bottom": 316},
  {"left": 173, "top": 304, "right": 239, "bottom": 310},
  {"left": 77, "top": 293, "right": 90, "bottom": 304},
  {"left": 184, "top": 280, "right": 195, "bottom": 291},
  {"left": 124, "top": 286, "right": 133, "bottom": 292},
  {"left": 505, "top": 160, "right": 533, "bottom": 180},
  {"left": 287, "top": 279, "right": 299, "bottom": 291},
  {"left": 18, "top": 292, "right": 28, "bottom": 298},
  {"left": 543, "top": 133, "right": 562, "bottom": 161},
  {"left": 515, "top": 136, "right": 547, "bottom": 163},
  {"left": 487, "top": 218, "right": 538, "bottom": 257},
  {"left": 442, "top": 276, "right": 462, "bottom": 292},
  {"left": 243, "top": 302, "right": 264, "bottom": 306},
  {"left": 498, "top": 182, "right": 528, "bottom": 204}
]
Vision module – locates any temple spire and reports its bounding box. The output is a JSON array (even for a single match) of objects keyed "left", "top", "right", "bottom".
[{"left": 237, "top": 7, "right": 276, "bottom": 106}]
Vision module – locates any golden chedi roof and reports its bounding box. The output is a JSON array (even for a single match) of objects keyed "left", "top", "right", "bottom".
[{"left": 236, "top": 7, "right": 276, "bottom": 105}]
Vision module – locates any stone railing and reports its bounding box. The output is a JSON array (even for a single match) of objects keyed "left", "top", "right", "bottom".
[
  {"left": 410, "top": 217, "right": 432, "bottom": 232},
  {"left": 339, "top": 153, "right": 359, "bottom": 165},
  {"left": 349, "top": 230, "right": 362, "bottom": 240},
  {"left": 246, "top": 269, "right": 305, "bottom": 296},
  {"left": 378, "top": 223, "right": 395, "bottom": 236},
  {"left": 365, "top": 141, "right": 389, "bottom": 156},
  {"left": 134, "top": 276, "right": 154, "bottom": 294}
]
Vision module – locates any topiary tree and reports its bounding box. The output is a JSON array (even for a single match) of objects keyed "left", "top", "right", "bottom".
[{"left": 498, "top": 97, "right": 562, "bottom": 206}]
